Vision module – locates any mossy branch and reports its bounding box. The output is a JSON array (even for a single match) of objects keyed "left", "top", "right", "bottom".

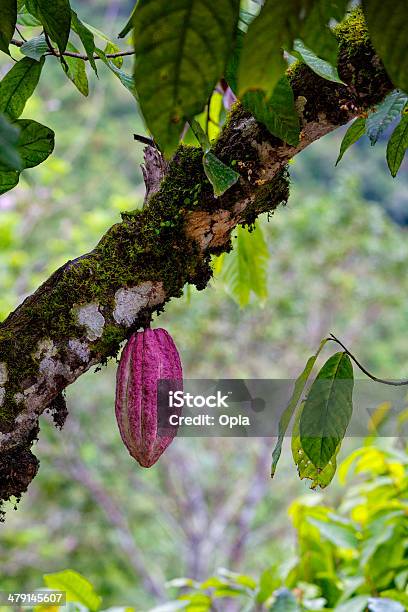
[{"left": 0, "top": 11, "right": 393, "bottom": 510}]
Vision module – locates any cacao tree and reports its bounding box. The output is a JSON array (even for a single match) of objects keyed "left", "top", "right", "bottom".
[{"left": 0, "top": 0, "right": 407, "bottom": 514}]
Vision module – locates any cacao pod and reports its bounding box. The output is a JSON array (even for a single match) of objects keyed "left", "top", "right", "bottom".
[{"left": 115, "top": 328, "right": 183, "bottom": 467}]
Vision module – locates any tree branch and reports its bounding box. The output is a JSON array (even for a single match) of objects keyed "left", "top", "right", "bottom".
[
  {"left": 10, "top": 38, "right": 135, "bottom": 61},
  {"left": 0, "top": 16, "right": 393, "bottom": 510}
]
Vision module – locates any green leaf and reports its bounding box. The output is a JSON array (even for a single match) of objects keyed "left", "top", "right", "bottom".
[
  {"left": 293, "top": 39, "right": 345, "bottom": 84},
  {"left": 20, "top": 34, "right": 48, "bottom": 60},
  {"left": 0, "top": 114, "right": 22, "bottom": 171},
  {"left": 13, "top": 119, "right": 54, "bottom": 168},
  {"left": 17, "top": 5, "right": 41, "bottom": 27},
  {"left": 335, "top": 117, "right": 366, "bottom": 165},
  {"left": 203, "top": 151, "right": 239, "bottom": 197},
  {"left": 307, "top": 516, "right": 358, "bottom": 549},
  {"left": 104, "top": 41, "right": 123, "bottom": 69},
  {"left": 362, "top": 0, "right": 408, "bottom": 93},
  {"left": 386, "top": 109, "right": 408, "bottom": 177},
  {"left": 270, "top": 588, "right": 299, "bottom": 612},
  {"left": 71, "top": 11, "right": 97, "bottom": 74},
  {"left": 366, "top": 90, "right": 408, "bottom": 145},
  {"left": 133, "top": 0, "right": 240, "bottom": 156},
  {"left": 0, "top": 56, "right": 44, "bottom": 120},
  {"left": 368, "top": 598, "right": 405, "bottom": 612},
  {"left": 299, "top": 0, "right": 347, "bottom": 65},
  {"left": 26, "top": 0, "right": 71, "bottom": 53},
  {"left": 291, "top": 402, "right": 339, "bottom": 489},
  {"left": 0, "top": 169, "right": 19, "bottom": 194},
  {"left": 43, "top": 570, "right": 102, "bottom": 612},
  {"left": 95, "top": 48, "right": 135, "bottom": 95},
  {"left": 63, "top": 43, "right": 89, "bottom": 96},
  {"left": 213, "top": 223, "right": 269, "bottom": 307},
  {"left": 0, "top": 0, "right": 17, "bottom": 55},
  {"left": 190, "top": 118, "right": 211, "bottom": 153},
  {"left": 271, "top": 338, "right": 328, "bottom": 478},
  {"left": 242, "top": 76, "right": 300, "bottom": 146},
  {"left": 299, "top": 351, "right": 354, "bottom": 470},
  {"left": 118, "top": 2, "right": 138, "bottom": 38},
  {"left": 335, "top": 597, "right": 370, "bottom": 612}
]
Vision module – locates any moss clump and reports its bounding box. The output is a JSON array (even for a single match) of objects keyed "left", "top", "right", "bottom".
[{"left": 333, "top": 7, "right": 370, "bottom": 54}]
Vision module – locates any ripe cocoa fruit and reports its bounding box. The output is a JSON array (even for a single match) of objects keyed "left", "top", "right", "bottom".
[{"left": 115, "top": 328, "right": 183, "bottom": 467}]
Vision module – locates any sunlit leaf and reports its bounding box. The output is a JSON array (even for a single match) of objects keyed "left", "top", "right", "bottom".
[
  {"left": 63, "top": 43, "right": 89, "bottom": 96},
  {"left": 43, "top": 570, "right": 102, "bottom": 612},
  {"left": 300, "top": 352, "right": 354, "bottom": 470},
  {"left": 368, "top": 597, "right": 405, "bottom": 612},
  {"left": 335, "top": 117, "right": 366, "bottom": 165},
  {"left": 203, "top": 152, "right": 239, "bottom": 197},
  {"left": 213, "top": 223, "right": 269, "bottom": 307},
  {"left": 95, "top": 48, "right": 135, "bottom": 95},
  {"left": 307, "top": 516, "right": 358, "bottom": 549},
  {"left": 242, "top": 76, "right": 300, "bottom": 146},
  {"left": 0, "top": 56, "right": 44, "bottom": 120},
  {"left": 133, "top": 0, "right": 240, "bottom": 156}
]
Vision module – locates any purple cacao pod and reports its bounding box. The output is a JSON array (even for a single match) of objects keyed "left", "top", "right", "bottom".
[{"left": 115, "top": 328, "right": 183, "bottom": 467}]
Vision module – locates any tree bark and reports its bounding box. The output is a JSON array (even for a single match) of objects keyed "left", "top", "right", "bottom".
[{"left": 0, "top": 14, "right": 393, "bottom": 510}]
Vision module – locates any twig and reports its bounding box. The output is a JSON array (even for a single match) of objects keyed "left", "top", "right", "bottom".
[
  {"left": 329, "top": 333, "right": 408, "bottom": 386},
  {"left": 10, "top": 38, "right": 135, "bottom": 61},
  {"left": 134, "top": 133, "right": 156, "bottom": 147}
]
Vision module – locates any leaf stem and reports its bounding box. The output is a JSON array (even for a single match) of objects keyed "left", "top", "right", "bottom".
[{"left": 328, "top": 333, "right": 408, "bottom": 386}]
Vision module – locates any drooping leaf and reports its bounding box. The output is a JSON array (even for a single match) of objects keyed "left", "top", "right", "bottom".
[
  {"left": 213, "top": 223, "right": 269, "bottom": 307},
  {"left": 386, "top": 108, "right": 408, "bottom": 177},
  {"left": 242, "top": 76, "right": 300, "bottom": 146},
  {"left": 118, "top": 2, "right": 138, "bottom": 38},
  {"left": 63, "top": 43, "right": 89, "bottom": 96},
  {"left": 336, "top": 117, "right": 366, "bottom": 165},
  {"left": 362, "top": 0, "right": 408, "bottom": 93},
  {"left": 203, "top": 151, "right": 240, "bottom": 197},
  {"left": 0, "top": 0, "right": 17, "bottom": 55},
  {"left": 20, "top": 34, "right": 48, "bottom": 60},
  {"left": 133, "top": 0, "right": 240, "bottom": 156},
  {"left": 25, "top": 0, "right": 71, "bottom": 53},
  {"left": 43, "top": 570, "right": 102, "bottom": 612},
  {"left": 293, "top": 39, "right": 345, "bottom": 84},
  {"left": 269, "top": 588, "right": 300, "bottom": 612},
  {"left": 0, "top": 114, "right": 22, "bottom": 171},
  {"left": 0, "top": 169, "right": 19, "bottom": 194},
  {"left": 13, "top": 119, "right": 54, "bottom": 168},
  {"left": 335, "top": 596, "right": 370, "bottom": 612},
  {"left": 95, "top": 48, "right": 135, "bottom": 95},
  {"left": 271, "top": 338, "right": 328, "bottom": 478},
  {"left": 299, "top": 351, "right": 354, "bottom": 470},
  {"left": 71, "top": 11, "right": 97, "bottom": 74},
  {"left": 366, "top": 90, "right": 408, "bottom": 145},
  {"left": 0, "top": 56, "right": 44, "bottom": 120},
  {"left": 104, "top": 41, "right": 123, "bottom": 69},
  {"left": 292, "top": 401, "right": 339, "bottom": 489}
]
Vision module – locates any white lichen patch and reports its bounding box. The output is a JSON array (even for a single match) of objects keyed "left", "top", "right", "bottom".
[
  {"left": 0, "top": 387, "right": 5, "bottom": 407},
  {"left": 0, "top": 362, "right": 8, "bottom": 385},
  {"left": 113, "top": 281, "right": 165, "bottom": 327},
  {"left": 74, "top": 302, "right": 105, "bottom": 341},
  {"left": 68, "top": 339, "right": 90, "bottom": 363},
  {"left": 34, "top": 338, "right": 58, "bottom": 360}
]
